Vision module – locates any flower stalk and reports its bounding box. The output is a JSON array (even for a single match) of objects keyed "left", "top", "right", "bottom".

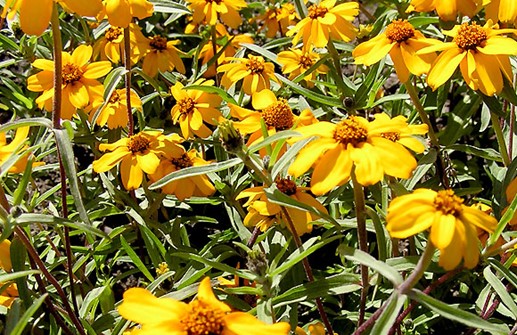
[
  {"left": 489, "top": 110, "right": 511, "bottom": 167},
  {"left": 123, "top": 26, "right": 134, "bottom": 136}
]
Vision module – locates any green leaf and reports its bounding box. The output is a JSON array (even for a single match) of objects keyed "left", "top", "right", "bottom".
[
  {"left": 185, "top": 85, "right": 238, "bottom": 105},
  {"left": 9, "top": 294, "right": 47, "bottom": 335},
  {"left": 248, "top": 130, "right": 300, "bottom": 153},
  {"left": 370, "top": 293, "right": 406, "bottom": 335},
  {"left": 271, "top": 137, "right": 312, "bottom": 179},
  {"left": 338, "top": 246, "right": 403, "bottom": 286},
  {"left": 275, "top": 74, "right": 342, "bottom": 107},
  {"left": 15, "top": 214, "right": 108, "bottom": 238},
  {"left": 409, "top": 289, "right": 510, "bottom": 334},
  {"left": 148, "top": 158, "right": 241, "bottom": 190},
  {"left": 484, "top": 266, "right": 517, "bottom": 318},
  {"left": 488, "top": 258, "right": 517, "bottom": 290},
  {"left": 172, "top": 252, "right": 255, "bottom": 280},
  {"left": 488, "top": 187, "right": 517, "bottom": 246},
  {"left": 0, "top": 270, "right": 40, "bottom": 283},
  {"left": 120, "top": 236, "right": 155, "bottom": 282},
  {"left": 446, "top": 144, "right": 503, "bottom": 162}
]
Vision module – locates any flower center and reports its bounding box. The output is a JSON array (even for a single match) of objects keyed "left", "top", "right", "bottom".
[
  {"left": 299, "top": 54, "right": 314, "bottom": 68},
  {"left": 434, "top": 189, "right": 464, "bottom": 216},
  {"left": 454, "top": 22, "right": 487, "bottom": 50},
  {"left": 178, "top": 97, "right": 195, "bottom": 115},
  {"left": 262, "top": 98, "right": 294, "bottom": 130},
  {"left": 62, "top": 63, "right": 84, "bottom": 84},
  {"left": 245, "top": 56, "right": 265, "bottom": 74},
  {"left": 105, "top": 27, "right": 123, "bottom": 42},
  {"left": 385, "top": 20, "right": 415, "bottom": 43},
  {"left": 276, "top": 177, "right": 297, "bottom": 195},
  {"left": 108, "top": 91, "right": 121, "bottom": 104},
  {"left": 150, "top": 36, "right": 168, "bottom": 51},
  {"left": 308, "top": 4, "right": 328, "bottom": 19},
  {"left": 333, "top": 117, "right": 368, "bottom": 146},
  {"left": 127, "top": 135, "right": 151, "bottom": 154},
  {"left": 180, "top": 300, "right": 226, "bottom": 335},
  {"left": 205, "top": 0, "right": 223, "bottom": 4},
  {"left": 381, "top": 132, "right": 400, "bottom": 142},
  {"left": 171, "top": 153, "right": 193, "bottom": 169}
]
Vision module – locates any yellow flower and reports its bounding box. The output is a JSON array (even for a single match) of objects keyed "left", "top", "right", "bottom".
[
  {"left": 229, "top": 89, "right": 317, "bottom": 156},
  {"left": 148, "top": 149, "right": 216, "bottom": 201},
  {"left": 286, "top": 0, "right": 358, "bottom": 49},
  {"left": 186, "top": 0, "right": 247, "bottom": 29},
  {"left": 373, "top": 113, "right": 429, "bottom": 153},
  {"left": 92, "top": 131, "right": 184, "bottom": 190},
  {"left": 155, "top": 262, "right": 169, "bottom": 276},
  {"left": 170, "top": 80, "right": 223, "bottom": 139},
  {"left": 198, "top": 24, "right": 253, "bottom": 78},
  {"left": 92, "top": 88, "right": 142, "bottom": 129},
  {"left": 27, "top": 45, "right": 112, "bottom": 120},
  {"left": 386, "top": 189, "right": 498, "bottom": 270},
  {"left": 237, "top": 177, "right": 328, "bottom": 236},
  {"left": 288, "top": 114, "right": 423, "bottom": 195},
  {"left": 486, "top": 0, "right": 517, "bottom": 25},
  {"left": 93, "top": 24, "right": 145, "bottom": 64},
  {"left": 0, "top": 126, "right": 43, "bottom": 173},
  {"left": 118, "top": 276, "right": 291, "bottom": 335},
  {"left": 1, "top": 0, "right": 102, "bottom": 35},
  {"left": 0, "top": 240, "right": 19, "bottom": 308},
  {"left": 98, "top": 0, "right": 154, "bottom": 28},
  {"left": 353, "top": 20, "right": 437, "bottom": 83},
  {"left": 407, "top": 0, "right": 484, "bottom": 21},
  {"left": 257, "top": 3, "right": 297, "bottom": 38},
  {"left": 141, "top": 35, "right": 185, "bottom": 77},
  {"left": 218, "top": 55, "right": 279, "bottom": 95},
  {"left": 418, "top": 21, "right": 517, "bottom": 96},
  {"left": 277, "top": 48, "right": 329, "bottom": 87}
]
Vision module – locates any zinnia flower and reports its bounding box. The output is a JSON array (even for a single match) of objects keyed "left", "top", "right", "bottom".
[
  {"left": 386, "top": 189, "right": 498, "bottom": 270},
  {"left": 98, "top": 0, "right": 154, "bottom": 28},
  {"left": 288, "top": 114, "right": 424, "bottom": 195},
  {"left": 148, "top": 148, "right": 216, "bottom": 201},
  {"left": 407, "top": 0, "right": 483, "bottom": 21},
  {"left": 418, "top": 21, "right": 517, "bottom": 96},
  {"left": 353, "top": 19, "right": 437, "bottom": 83},
  {"left": 277, "top": 48, "right": 329, "bottom": 87},
  {"left": 186, "top": 0, "right": 247, "bottom": 29},
  {"left": 140, "top": 35, "right": 185, "bottom": 77},
  {"left": 118, "top": 276, "right": 291, "bottom": 335},
  {"left": 218, "top": 55, "right": 279, "bottom": 95},
  {"left": 0, "top": 126, "right": 43, "bottom": 173},
  {"left": 170, "top": 80, "right": 223, "bottom": 139},
  {"left": 1, "top": 0, "right": 102, "bottom": 35},
  {"left": 286, "top": 0, "right": 359, "bottom": 49},
  {"left": 237, "top": 177, "right": 328, "bottom": 235},
  {"left": 93, "top": 24, "right": 144, "bottom": 64},
  {"left": 486, "top": 0, "right": 517, "bottom": 25},
  {"left": 92, "top": 131, "right": 184, "bottom": 190},
  {"left": 257, "top": 3, "right": 297, "bottom": 38},
  {"left": 27, "top": 45, "right": 112, "bottom": 120},
  {"left": 92, "top": 88, "right": 143, "bottom": 129}
]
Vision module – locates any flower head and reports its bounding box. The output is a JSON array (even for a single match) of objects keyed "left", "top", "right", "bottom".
[
  {"left": 118, "top": 277, "right": 291, "bottom": 335},
  {"left": 288, "top": 114, "right": 425, "bottom": 195},
  {"left": 148, "top": 149, "right": 216, "bottom": 201},
  {"left": 27, "top": 45, "right": 112, "bottom": 120},
  {"left": 256, "top": 3, "right": 297, "bottom": 38},
  {"left": 93, "top": 24, "right": 144, "bottom": 64},
  {"left": 98, "top": 0, "right": 154, "bottom": 28},
  {"left": 277, "top": 48, "right": 329, "bottom": 87},
  {"left": 386, "top": 189, "right": 498, "bottom": 270},
  {"left": 92, "top": 88, "right": 143, "bottom": 129},
  {"left": 92, "top": 131, "right": 184, "bottom": 190},
  {"left": 186, "top": 0, "right": 247, "bottom": 29},
  {"left": 418, "top": 21, "right": 517, "bottom": 96},
  {"left": 237, "top": 177, "right": 328, "bottom": 236},
  {"left": 407, "top": 0, "right": 484, "bottom": 21},
  {"left": 286, "top": 0, "right": 359, "bottom": 49},
  {"left": 141, "top": 35, "right": 186, "bottom": 77},
  {"left": 170, "top": 80, "right": 223, "bottom": 139},
  {"left": 218, "top": 55, "right": 279, "bottom": 95},
  {"left": 353, "top": 19, "right": 437, "bottom": 83}
]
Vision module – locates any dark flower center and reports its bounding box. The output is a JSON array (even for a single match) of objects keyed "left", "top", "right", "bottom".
[
  {"left": 308, "top": 4, "right": 328, "bottom": 19},
  {"left": 385, "top": 20, "right": 415, "bottom": 43},
  {"left": 454, "top": 22, "right": 488, "bottom": 50},
  {"left": 333, "top": 117, "right": 368, "bottom": 146},
  {"left": 150, "top": 36, "right": 168, "bottom": 51},
  {"left": 171, "top": 153, "right": 193, "bottom": 169},
  {"left": 276, "top": 177, "right": 297, "bottom": 195},
  {"left": 108, "top": 91, "right": 121, "bottom": 104},
  {"left": 434, "top": 189, "right": 464, "bottom": 216},
  {"left": 262, "top": 98, "right": 294, "bottom": 130},
  {"left": 381, "top": 132, "right": 400, "bottom": 142},
  {"left": 62, "top": 63, "right": 84, "bottom": 84},
  {"left": 299, "top": 54, "right": 314, "bottom": 68},
  {"left": 105, "top": 27, "right": 123, "bottom": 42},
  {"left": 246, "top": 56, "right": 265, "bottom": 74},
  {"left": 127, "top": 135, "right": 151, "bottom": 154},
  {"left": 178, "top": 97, "right": 195, "bottom": 115},
  {"left": 180, "top": 300, "right": 225, "bottom": 335}
]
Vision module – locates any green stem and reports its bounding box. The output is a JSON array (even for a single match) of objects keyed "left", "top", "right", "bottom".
[
  {"left": 327, "top": 39, "right": 354, "bottom": 108},
  {"left": 351, "top": 170, "right": 368, "bottom": 326},
  {"left": 123, "top": 27, "right": 134, "bottom": 136},
  {"left": 210, "top": 25, "right": 220, "bottom": 87},
  {"left": 397, "top": 242, "right": 435, "bottom": 294},
  {"left": 490, "top": 111, "right": 511, "bottom": 167},
  {"left": 404, "top": 81, "right": 439, "bottom": 147}
]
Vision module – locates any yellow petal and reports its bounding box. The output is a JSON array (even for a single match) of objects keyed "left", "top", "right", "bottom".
[
  {"left": 430, "top": 212, "right": 456, "bottom": 249},
  {"left": 20, "top": 0, "right": 52, "bottom": 35},
  {"left": 0, "top": 240, "right": 12, "bottom": 272},
  {"left": 92, "top": 147, "right": 129, "bottom": 172},
  {"left": 223, "top": 312, "right": 291, "bottom": 335},
  {"left": 197, "top": 277, "right": 231, "bottom": 312},
  {"left": 83, "top": 61, "right": 113, "bottom": 79},
  {"left": 427, "top": 48, "right": 465, "bottom": 91},
  {"left": 64, "top": 0, "right": 103, "bottom": 17},
  {"left": 120, "top": 156, "right": 143, "bottom": 190},
  {"left": 311, "top": 144, "right": 353, "bottom": 195}
]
